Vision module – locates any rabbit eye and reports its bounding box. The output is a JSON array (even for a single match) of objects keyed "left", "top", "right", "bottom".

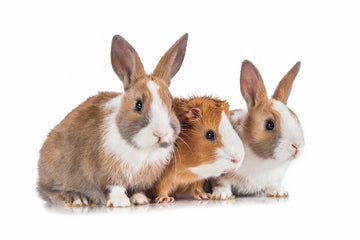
[
  {"left": 265, "top": 119, "right": 275, "bottom": 131},
  {"left": 135, "top": 100, "right": 143, "bottom": 112},
  {"left": 205, "top": 130, "right": 216, "bottom": 142}
]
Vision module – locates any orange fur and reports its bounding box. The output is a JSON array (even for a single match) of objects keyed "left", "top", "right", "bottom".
[{"left": 152, "top": 96, "right": 231, "bottom": 202}]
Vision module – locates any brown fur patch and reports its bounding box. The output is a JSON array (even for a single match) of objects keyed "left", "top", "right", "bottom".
[
  {"left": 272, "top": 61, "right": 301, "bottom": 105},
  {"left": 116, "top": 77, "right": 153, "bottom": 147},
  {"left": 38, "top": 92, "right": 120, "bottom": 204},
  {"left": 38, "top": 34, "right": 187, "bottom": 206},
  {"left": 242, "top": 101, "right": 282, "bottom": 159},
  {"left": 152, "top": 96, "right": 231, "bottom": 199}
]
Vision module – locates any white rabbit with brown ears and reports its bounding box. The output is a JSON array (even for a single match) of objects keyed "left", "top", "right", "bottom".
[
  {"left": 37, "top": 34, "right": 188, "bottom": 207},
  {"left": 212, "top": 60, "right": 305, "bottom": 199}
]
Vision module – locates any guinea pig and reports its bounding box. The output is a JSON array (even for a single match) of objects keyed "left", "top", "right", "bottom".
[
  {"left": 211, "top": 60, "right": 305, "bottom": 199},
  {"left": 37, "top": 34, "right": 188, "bottom": 207},
  {"left": 154, "top": 96, "right": 245, "bottom": 203}
]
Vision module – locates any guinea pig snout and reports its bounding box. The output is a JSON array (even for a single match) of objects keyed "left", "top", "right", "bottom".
[
  {"left": 231, "top": 158, "right": 240, "bottom": 164},
  {"left": 230, "top": 153, "right": 244, "bottom": 166}
]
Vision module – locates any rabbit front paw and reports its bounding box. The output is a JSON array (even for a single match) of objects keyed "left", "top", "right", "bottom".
[
  {"left": 106, "top": 196, "right": 131, "bottom": 207},
  {"left": 130, "top": 192, "right": 150, "bottom": 205},
  {"left": 265, "top": 186, "right": 289, "bottom": 198},
  {"left": 211, "top": 186, "right": 234, "bottom": 200}
]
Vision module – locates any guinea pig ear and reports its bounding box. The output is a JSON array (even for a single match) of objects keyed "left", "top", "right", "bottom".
[
  {"left": 240, "top": 60, "right": 268, "bottom": 109},
  {"left": 178, "top": 107, "right": 201, "bottom": 125},
  {"left": 152, "top": 33, "right": 188, "bottom": 86},
  {"left": 272, "top": 61, "right": 301, "bottom": 105},
  {"left": 111, "top": 35, "right": 146, "bottom": 91}
]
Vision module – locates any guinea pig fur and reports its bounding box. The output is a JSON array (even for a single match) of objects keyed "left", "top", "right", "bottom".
[
  {"left": 37, "top": 34, "right": 188, "bottom": 207},
  {"left": 154, "top": 96, "right": 245, "bottom": 203}
]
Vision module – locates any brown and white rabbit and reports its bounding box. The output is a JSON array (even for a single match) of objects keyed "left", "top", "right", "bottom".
[
  {"left": 37, "top": 34, "right": 188, "bottom": 207},
  {"left": 212, "top": 60, "right": 304, "bottom": 199},
  {"left": 153, "top": 96, "right": 245, "bottom": 203}
]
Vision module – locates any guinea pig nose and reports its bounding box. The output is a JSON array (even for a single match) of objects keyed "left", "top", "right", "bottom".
[{"left": 231, "top": 159, "right": 239, "bottom": 164}]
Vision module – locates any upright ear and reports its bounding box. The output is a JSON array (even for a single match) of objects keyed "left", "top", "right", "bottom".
[
  {"left": 111, "top": 35, "right": 146, "bottom": 90},
  {"left": 240, "top": 60, "right": 268, "bottom": 109},
  {"left": 272, "top": 61, "right": 301, "bottom": 105},
  {"left": 152, "top": 33, "right": 188, "bottom": 86}
]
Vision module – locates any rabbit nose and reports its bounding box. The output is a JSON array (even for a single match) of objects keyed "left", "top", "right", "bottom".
[
  {"left": 291, "top": 144, "right": 299, "bottom": 155},
  {"left": 153, "top": 129, "right": 168, "bottom": 138}
]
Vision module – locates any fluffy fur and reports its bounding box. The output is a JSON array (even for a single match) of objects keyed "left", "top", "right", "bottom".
[
  {"left": 153, "top": 96, "right": 245, "bottom": 203},
  {"left": 37, "top": 34, "right": 188, "bottom": 207},
  {"left": 212, "top": 60, "right": 304, "bottom": 199}
]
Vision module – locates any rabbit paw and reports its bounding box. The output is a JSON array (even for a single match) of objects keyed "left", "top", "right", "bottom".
[
  {"left": 155, "top": 196, "right": 175, "bottom": 204},
  {"left": 211, "top": 187, "right": 234, "bottom": 200},
  {"left": 130, "top": 192, "right": 150, "bottom": 205},
  {"left": 265, "top": 186, "right": 289, "bottom": 198},
  {"left": 62, "top": 192, "right": 90, "bottom": 207},
  {"left": 106, "top": 195, "right": 131, "bottom": 207}
]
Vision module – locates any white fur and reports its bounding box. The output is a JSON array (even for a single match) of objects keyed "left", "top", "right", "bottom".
[
  {"left": 230, "top": 109, "right": 247, "bottom": 132},
  {"left": 272, "top": 99, "right": 305, "bottom": 161},
  {"left": 215, "top": 102, "right": 304, "bottom": 197},
  {"left": 132, "top": 81, "right": 174, "bottom": 147},
  {"left": 130, "top": 192, "right": 149, "bottom": 205},
  {"left": 106, "top": 186, "right": 131, "bottom": 207},
  {"left": 232, "top": 146, "right": 290, "bottom": 195},
  {"left": 212, "top": 177, "right": 233, "bottom": 199},
  {"left": 189, "top": 112, "right": 244, "bottom": 179},
  {"left": 265, "top": 185, "right": 288, "bottom": 197},
  {"left": 72, "top": 198, "right": 83, "bottom": 206},
  {"left": 217, "top": 111, "right": 245, "bottom": 166},
  {"left": 102, "top": 94, "right": 174, "bottom": 171}
]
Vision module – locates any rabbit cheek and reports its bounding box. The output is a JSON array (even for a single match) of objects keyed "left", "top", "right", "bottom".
[
  {"left": 170, "top": 114, "right": 181, "bottom": 138},
  {"left": 272, "top": 100, "right": 305, "bottom": 161},
  {"left": 250, "top": 137, "right": 280, "bottom": 159},
  {"left": 117, "top": 111, "right": 150, "bottom": 148}
]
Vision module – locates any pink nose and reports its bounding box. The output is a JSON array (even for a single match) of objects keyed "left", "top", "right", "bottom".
[
  {"left": 231, "top": 159, "right": 239, "bottom": 164},
  {"left": 153, "top": 129, "right": 168, "bottom": 138}
]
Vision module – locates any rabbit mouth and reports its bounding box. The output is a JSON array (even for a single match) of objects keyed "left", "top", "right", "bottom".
[{"left": 159, "top": 142, "right": 170, "bottom": 148}]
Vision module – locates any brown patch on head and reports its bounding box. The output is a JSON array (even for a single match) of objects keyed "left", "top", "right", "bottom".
[
  {"left": 116, "top": 76, "right": 180, "bottom": 148},
  {"left": 173, "top": 96, "right": 230, "bottom": 167},
  {"left": 116, "top": 76, "right": 152, "bottom": 147},
  {"left": 242, "top": 100, "right": 282, "bottom": 159}
]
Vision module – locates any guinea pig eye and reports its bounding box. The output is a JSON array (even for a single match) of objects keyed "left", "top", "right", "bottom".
[
  {"left": 135, "top": 100, "right": 143, "bottom": 112},
  {"left": 205, "top": 130, "right": 216, "bottom": 142},
  {"left": 265, "top": 119, "right": 275, "bottom": 131}
]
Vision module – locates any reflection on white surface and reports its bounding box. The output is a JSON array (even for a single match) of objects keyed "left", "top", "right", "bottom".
[{"left": 44, "top": 195, "right": 289, "bottom": 214}]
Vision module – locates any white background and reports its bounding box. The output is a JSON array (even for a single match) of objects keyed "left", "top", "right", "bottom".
[{"left": 1, "top": 0, "right": 359, "bottom": 239}]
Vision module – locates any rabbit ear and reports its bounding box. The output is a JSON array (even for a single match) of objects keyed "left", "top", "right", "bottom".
[
  {"left": 111, "top": 35, "right": 146, "bottom": 91},
  {"left": 240, "top": 60, "right": 268, "bottom": 109},
  {"left": 152, "top": 33, "right": 188, "bottom": 86},
  {"left": 272, "top": 61, "right": 301, "bottom": 105}
]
